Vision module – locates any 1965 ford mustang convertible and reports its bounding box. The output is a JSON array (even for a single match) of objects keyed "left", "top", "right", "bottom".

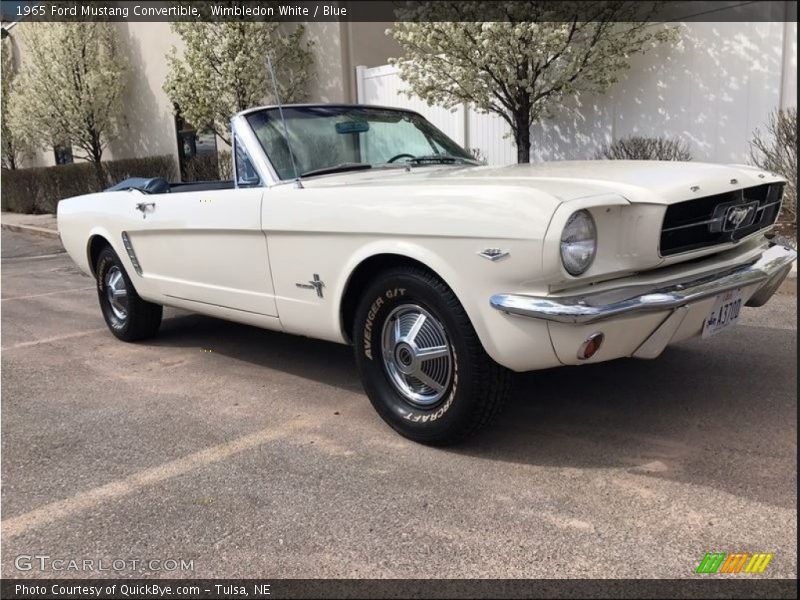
[{"left": 58, "top": 104, "right": 796, "bottom": 444}]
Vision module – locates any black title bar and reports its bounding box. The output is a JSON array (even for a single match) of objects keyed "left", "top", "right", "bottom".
[
  {"left": 0, "top": 1, "right": 797, "bottom": 23},
  {"left": 1, "top": 578, "right": 798, "bottom": 599}
]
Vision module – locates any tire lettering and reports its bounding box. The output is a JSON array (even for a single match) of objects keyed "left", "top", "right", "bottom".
[
  {"left": 362, "top": 296, "right": 384, "bottom": 360},
  {"left": 403, "top": 364, "right": 459, "bottom": 423},
  {"left": 404, "top": 393, "right": 454, "bottom": 423}
]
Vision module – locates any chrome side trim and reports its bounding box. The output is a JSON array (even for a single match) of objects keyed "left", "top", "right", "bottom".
[
  {"left": 490, "top": 243, "right": 796, "bottom": 324},
  {"left": 120, "top": 232, "right": 142, "bottom": 276}
]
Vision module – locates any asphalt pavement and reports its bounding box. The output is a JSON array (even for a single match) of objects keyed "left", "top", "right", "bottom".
[{"left": 1, "top": 229, "right": 796, "bottom": 579}]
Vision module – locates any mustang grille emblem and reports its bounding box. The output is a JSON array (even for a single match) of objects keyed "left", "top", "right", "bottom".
[
  {"left": 727, "top": 207, "right": 750, "bottom": 228},
  {"left": 723, "top": 203, "right": 758, "bottom": 232}
]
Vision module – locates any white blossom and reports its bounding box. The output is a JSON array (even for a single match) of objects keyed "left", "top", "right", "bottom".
[
  {"left": 7, "top": 23, "right": 127, "bottom": 164},
  {"left": 163, "top": 23, "right": 314, "bottom": 145},
  {"left": 389, "top": 1, "right": 679, "bottom": 162},
  {"left": 1, "top": 36, "right": 32, "bottom": 169}
]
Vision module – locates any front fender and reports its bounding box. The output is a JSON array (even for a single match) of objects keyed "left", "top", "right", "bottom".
[
  {"left": 269, "top": 232, "right": 561, "bottom": 371},
  {"left": 348, "top": 240, "right": 562, "bottom": 371}
]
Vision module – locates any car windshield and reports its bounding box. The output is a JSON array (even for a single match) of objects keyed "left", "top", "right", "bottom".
[{"left": 245, "top": 106, "right": 478, "bottom": 180}]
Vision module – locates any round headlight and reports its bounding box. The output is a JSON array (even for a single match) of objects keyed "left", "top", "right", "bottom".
[{"left": 560, "top": 210, "right": 596, "bottom": 276}]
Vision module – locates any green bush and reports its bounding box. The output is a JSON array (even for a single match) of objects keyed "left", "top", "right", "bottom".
[
  {"left": 1, "top": 167, "right": 41, "bottom": 213},
  {"left": 1, "top": 155, "right": 177, "bottom": 214},
  {"left": 184, "top": 154, "right": 220, "bottom": 182},
  {"left": 184, "top": 150, "right": 232, "bottom": 182},
  {"left": 104, "top": 155, "right": 177, "bottom": 187}
]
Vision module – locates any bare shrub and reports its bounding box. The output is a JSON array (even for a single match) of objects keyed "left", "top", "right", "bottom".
[
  {"left": 749, "top": 107, "right": 796, "bottom": 229},
  {"left": 467, "top": 147, "right": 486, "bottom": 163},
  {"left": 595, "top": 136, "right": 692, "bottom": 161}
]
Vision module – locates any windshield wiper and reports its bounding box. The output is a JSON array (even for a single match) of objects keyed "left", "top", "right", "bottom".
[
  {"left": 406, "top": 154, "right": 480, "bottom": 166},
  {"left": 300, "top": 163, "right": 372, "bottom": 178}
]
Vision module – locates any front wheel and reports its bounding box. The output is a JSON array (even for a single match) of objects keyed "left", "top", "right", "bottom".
[
  {"left": 353, "top": 266, "right": 511, "bottom": 445},
  {"left": 95, "top": 245, "right": 162, "bottom": 342}
]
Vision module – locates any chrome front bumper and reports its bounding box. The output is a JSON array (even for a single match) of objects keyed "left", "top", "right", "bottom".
[{"left": 491, "top": 242, "right": 796, "bottom": 325}]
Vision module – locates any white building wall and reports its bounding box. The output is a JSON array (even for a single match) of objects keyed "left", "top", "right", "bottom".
[
  {"left": 356, "top": 64, "right": 467, "bottom": 146},
  {"left": 358, "top": 22, "right": 798, "bottom": 166},
  {"left": 107, "top": 22, "right": 183, "bottom": 166}
]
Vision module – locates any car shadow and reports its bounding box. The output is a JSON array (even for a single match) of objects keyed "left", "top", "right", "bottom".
[
  {"left": 460, "top": 329, "right": 797, "bottom": 509},
  {"left": 153, "top": 311, "right": 361, "bottom": 392},
  {"left": 152, "top": 312, "right": 797, "bottom": 509}
]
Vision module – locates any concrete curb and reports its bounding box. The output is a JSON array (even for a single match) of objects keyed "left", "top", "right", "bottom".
[{"left": 1, "top": 222, "right": 60, "bottom": 239}]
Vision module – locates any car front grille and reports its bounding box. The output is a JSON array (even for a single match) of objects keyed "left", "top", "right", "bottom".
[{"left": 659, "top": 183, "right": 784, "bottom": 256}]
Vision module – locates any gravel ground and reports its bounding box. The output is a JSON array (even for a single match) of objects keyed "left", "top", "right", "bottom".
[{"left": 1, "top": 229, "right": 796, "bottom": 582}]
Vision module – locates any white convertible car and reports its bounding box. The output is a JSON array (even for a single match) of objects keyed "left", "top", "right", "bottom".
[{"left": 58, "top": 104, "right": 796, "bottom": 444}]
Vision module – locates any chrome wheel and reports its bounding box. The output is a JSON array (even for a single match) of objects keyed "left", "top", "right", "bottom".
[
  {"left": 104, "top": 265, "right": 129, "bottom": 320},
  {"left": 381, "top": 304, "right": 453, "bottom": 407}
]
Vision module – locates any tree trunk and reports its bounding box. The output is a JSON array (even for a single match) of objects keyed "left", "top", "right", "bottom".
[
  {"left": 89, "top": 148, "right": 104, "bottom": 190},
  {"left": 88, "top": 130, "right": 106, "bottom": 190},
  {"left": 91, "top": 160, "right": 105, "bottom": 191},
  {"left": 513, "top": 111, "right": 532, "bottom": 164},
  {"left": 2, "top": 140, "right": 17, "bottom": 169}
]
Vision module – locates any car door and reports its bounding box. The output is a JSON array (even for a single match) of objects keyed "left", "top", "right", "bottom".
[{"left": 124, "top": 178, "right": 277, "bottom": 317}]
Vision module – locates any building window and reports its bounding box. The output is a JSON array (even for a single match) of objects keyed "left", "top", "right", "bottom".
[
  {"left": 54, "top": 143, "right": 73, "bottom": 165},
  {"left": 174, "top": 104, "right": 218, "bottom": 179}
]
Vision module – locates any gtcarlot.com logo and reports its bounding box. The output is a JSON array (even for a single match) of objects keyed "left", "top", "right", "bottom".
[
  {"left": 696, "top": 552, "right": 773, "bottom": 574},
  {"left": 15, "top": 555, "right": 194, "bottom": 573}
]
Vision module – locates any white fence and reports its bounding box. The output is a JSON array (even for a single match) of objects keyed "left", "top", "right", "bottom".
[{"left": 356, "top": 22, "right": 797, "bottom": 166}]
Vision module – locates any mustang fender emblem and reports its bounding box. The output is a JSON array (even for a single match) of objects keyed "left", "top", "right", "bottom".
[{"left": 296, "top": 274, "right": 325, "bottom": 298}]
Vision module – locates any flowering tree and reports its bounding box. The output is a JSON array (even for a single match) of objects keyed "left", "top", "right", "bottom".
[
  {"left": 164, "top": 23, "right": 314, "bottom": 145},
  {"left": 1, "top": 36, "right": 28, "bottom": 169},
  {"left": 389, "top": 2, "right": 678, "bottom": 163},
  {"left": 8, "top": 23, "right": 127, "bottom": 165}
]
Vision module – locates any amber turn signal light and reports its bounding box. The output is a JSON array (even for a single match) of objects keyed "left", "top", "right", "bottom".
[{"left": 577, "top": 332, "right": 604, "bottom": 360}]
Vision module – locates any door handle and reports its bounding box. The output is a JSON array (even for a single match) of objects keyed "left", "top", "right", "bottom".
[{"left": 135, "top": 202, "right": 155, "bottom": 218}]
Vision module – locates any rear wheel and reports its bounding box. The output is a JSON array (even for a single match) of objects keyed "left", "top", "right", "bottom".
[
  {"left": 95, "top": 245, "right": 162, "bottom": 341},
  {"left": 353, "top": 266, "right": 511, "bottom": 445}
]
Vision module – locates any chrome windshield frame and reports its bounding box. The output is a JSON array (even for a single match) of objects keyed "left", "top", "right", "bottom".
[
  {"left": 230, "top": 114, "right": 281, "bottom": 187},
  {"left": 235, "top": 104, "right": 475, "bottom": 183}
]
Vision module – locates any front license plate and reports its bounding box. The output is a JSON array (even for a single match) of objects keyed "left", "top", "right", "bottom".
[{"left": 702, "top": 289, "right": 743, "bottom": 338}]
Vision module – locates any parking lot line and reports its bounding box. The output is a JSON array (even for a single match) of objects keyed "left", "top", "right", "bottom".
[
  {"left": 1, "top": 252, "right": 67, "bottom": 262},
  {"left": 1, "top": 417, "right": 309, "bottom": 539},
  {"left": 1, "top": 328, "right": 109, "bottom": 351},
  {"left": 1, "top": 286, "right": 95, "bottom": 302}
]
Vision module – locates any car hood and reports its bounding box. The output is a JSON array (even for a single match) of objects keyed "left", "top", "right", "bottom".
[{"left": 300, "top": 160, "right": 785, "bottom": 205}]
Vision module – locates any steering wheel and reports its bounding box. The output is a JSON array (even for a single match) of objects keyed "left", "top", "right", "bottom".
[{"left": 387, "top": 153, "right": 416, "bottom": 163}]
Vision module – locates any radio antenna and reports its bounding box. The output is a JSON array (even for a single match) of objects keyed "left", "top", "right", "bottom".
[{"left": 266, "top": 55, "right": 303, "bottom": 189}]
